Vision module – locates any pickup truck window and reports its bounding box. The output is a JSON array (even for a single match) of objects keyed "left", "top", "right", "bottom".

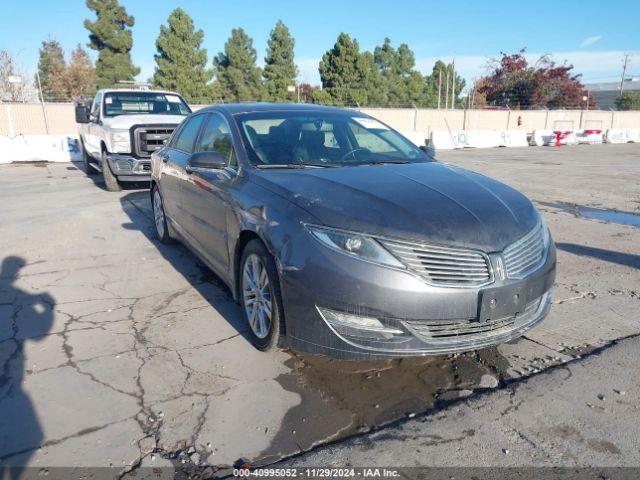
[
  {"left": 103, "top": 92, "right": 191, "bottom": 117},
  {"left": 90, "top": 93, "right": 102, "bottom": 119}
]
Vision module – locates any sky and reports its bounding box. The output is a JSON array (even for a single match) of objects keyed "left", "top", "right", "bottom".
[{"left": 2, "top": 0, "right": 639, "bottom": 89}]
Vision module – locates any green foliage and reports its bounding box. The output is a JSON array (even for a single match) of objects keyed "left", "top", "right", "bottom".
[
  {"left": 84, "top": 0, "right": 139, "bottom": 89},
  {"left": 37, "top": 38, "right": 67, "bottom": 100},
  {"left": 425, "top": 60, "right": 466, "bottom": 108},
  {"left": 319, "top": 33, "right": 384, "bottom": 106},
  {"left": 214, "top": 28, "right": 264, "bottom": 102},
  {"left": 263, "top": 20, "right": 298, "bottom": 102},
  {"left": 152, "top": 8, "right": 212, "bottom": 103},
  {"left": 373, "top": 38, "right": 427, "bottom": 106},
  {"left": 615, "top": 91, "right": 640, "bottom": 111}
]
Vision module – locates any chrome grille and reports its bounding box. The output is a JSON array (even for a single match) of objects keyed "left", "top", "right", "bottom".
[
  {"left": 403, "top": 296, "right": 542, "bottom": 340},
  {"left": 503, "top": 223, "right": 546, "bottom": 278},
  {"left": 381, "top": 239, "right": 492, "bottom": 286},
  {"left": 134, "top": 126, "right": 175, "bottom": 157}
]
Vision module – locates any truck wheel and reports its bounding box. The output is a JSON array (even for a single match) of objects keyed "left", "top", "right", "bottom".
[
  {"left": 101, "top": 149, "right": 121, "bottom": 192},
  {"left": 240, "top": 240, "right": 285, "bottom": 351},
  {"left": 80, "top": 139, "right": 96, "bottom": 175}
]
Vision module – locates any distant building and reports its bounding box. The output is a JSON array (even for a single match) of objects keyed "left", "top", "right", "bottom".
[{"left": 586, "top": 78, "right": 640, "bottom": 110}]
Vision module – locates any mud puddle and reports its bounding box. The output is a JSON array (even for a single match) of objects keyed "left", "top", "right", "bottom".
[
  {"left": 257, "top": 347, "right": 511, "bottom": 465},
  {"left": 538, "top": 201, "right": 640, "bottom": 228}
]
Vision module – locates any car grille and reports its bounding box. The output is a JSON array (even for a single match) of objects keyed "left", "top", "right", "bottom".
[
  {"left": 503, "top": 223, "right": 546, "bottom": 278},
  {"left": 381, "top": 239, "right": 492, "bottom": 287},
  {"left": 402, "top": 295, "right": 542, "bottom": 340},
  {"left": 133, "top": 126, "right": 175, "bottom": 158}
]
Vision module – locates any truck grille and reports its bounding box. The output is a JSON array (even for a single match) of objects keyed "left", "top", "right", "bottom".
[
  {"left": 503, "top": 223, "right": 546, "bottom": 278},
  {"left": 133, "top": 126, "right": 175, "bottom": 158},
  {"left": 381, "top": 239, "right": 492, "bottom": 287},
  {"left": 402, "top": 295, "right": 542, "bottom": 340}
]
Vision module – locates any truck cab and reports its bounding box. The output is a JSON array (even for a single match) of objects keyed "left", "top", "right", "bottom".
[{"left": 76, "top": 88, "right": 191, "bottom": 191}]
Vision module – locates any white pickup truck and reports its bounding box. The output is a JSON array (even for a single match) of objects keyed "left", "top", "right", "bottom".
[{"left": 75, "top": 88, "right": 191, "bottom": 191}]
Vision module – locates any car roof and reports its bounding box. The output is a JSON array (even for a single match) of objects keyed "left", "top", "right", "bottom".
[
  {"left": 200, "top": 102, "right": 366, "bottom": 116},
  {"left": 98, "top": 88, "right": 181, "bottom": 95}
]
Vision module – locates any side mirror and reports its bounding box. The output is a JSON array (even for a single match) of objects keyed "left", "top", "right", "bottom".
[
  {"left": 188, "top": 151, "right": 227, "bottom": 170},
  {"left": 75, "top": 105, "right": 90, "bottom": 124},
  {"left": 420, "top": 144, "right": 436, "bottom": 160}
]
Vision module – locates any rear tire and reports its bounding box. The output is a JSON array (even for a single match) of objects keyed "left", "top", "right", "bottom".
[
  {"left": 101, "top": 149, "right": 121, "bottom": 192},
  {"left": 240, "top": 240, "right": 285, "bottom": 351}
]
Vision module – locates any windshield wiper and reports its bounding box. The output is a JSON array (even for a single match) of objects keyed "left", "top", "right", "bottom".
[
  {"left": 255, "top": 163, "right": 339, "bottom": 169},
  {"left": 360, "top": 160, "right": 412, "bottom": 165}
]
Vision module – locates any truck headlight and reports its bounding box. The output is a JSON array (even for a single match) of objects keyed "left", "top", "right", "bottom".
[
  {"left": 306, "top": 225, "right": 405, "bottom": 268},
  {"left": 110, "top": 130, "right": 131, "bottom": 153}
]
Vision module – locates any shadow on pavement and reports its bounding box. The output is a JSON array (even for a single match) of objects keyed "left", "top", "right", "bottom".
[
  {"left": 118, "top": 190, "right": 251, "bottom": 343},
  {"left": 0, "top": 256, "right": 55, "bottom": 478},
  {"left": 556, "top": 243, "right": 640, "bottom": 269}
]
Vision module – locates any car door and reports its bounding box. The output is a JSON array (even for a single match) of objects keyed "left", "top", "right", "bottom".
[
  {"left": 158, "top": 113, "right": 207, "bottom": 233},
  {"left": 181, "top": 112, "right": 239, "bottom": 275},
  {"left": 85, "top": 92, "right": 102, "bottom": 156}
]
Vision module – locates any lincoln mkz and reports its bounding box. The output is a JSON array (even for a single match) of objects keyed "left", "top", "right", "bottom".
[{"left": 150, "top": 103, "right": 556, "bottom": 359}]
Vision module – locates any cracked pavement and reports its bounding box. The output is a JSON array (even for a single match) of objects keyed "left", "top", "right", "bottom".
[{"left": 0, "top": 143, "right": 638, "bottom": 474}]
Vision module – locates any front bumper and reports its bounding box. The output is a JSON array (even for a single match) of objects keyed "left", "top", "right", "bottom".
[
  {"left": 281, "top": 238, "right": 556, "bottom": 360},
  {"left": 106, "top": 154, "right": 151, "bottom": 181}
]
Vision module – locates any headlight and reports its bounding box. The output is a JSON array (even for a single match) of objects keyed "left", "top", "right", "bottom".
[
  {"left": 109, "top": 130, "right": 131, "bottom": 153},
  {"left": 306, "top": 225, "right": 405, "bottom": 268},
  {"left": 535, "top": 209, "right": 551, "bottom": 248}
]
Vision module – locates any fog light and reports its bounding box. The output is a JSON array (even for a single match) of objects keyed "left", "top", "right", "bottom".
[{"left": 317, "top": 307, "right": 403, "bottom": 335}]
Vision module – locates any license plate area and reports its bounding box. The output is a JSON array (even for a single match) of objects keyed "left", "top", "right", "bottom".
[{"left": 479, "top": 285, "right": 527, "bottom": 323}]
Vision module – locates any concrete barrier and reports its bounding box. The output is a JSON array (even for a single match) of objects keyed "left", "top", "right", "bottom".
[
  {"left": 467, "top": 130, "right": 498, "bottom": 149},
  {"left": 532, "top": 130, "right": 578, "bottom": 146},
  {"left": 399, "top": 130, "right": 427, "bottom": 147},
  {"left": 431, "top": 130, "right": 468, "bottom": 149},
  {"left": 497, "top": 130, "right": 529, "bottom": 147},
  {"left": 0, "top": 135, "right": 81, "bottom": 164},
  {"left": 432, "top": 129, "right": 529, "bottom": 149},
  {"left": 575, "top": 129, "right": 604, "bottom": 144},
  {"left": 605, "top": 128, "right": 640, "bottom": 144}
]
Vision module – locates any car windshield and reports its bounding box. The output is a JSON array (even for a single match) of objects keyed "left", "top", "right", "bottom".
[
  {"left": 236, "top": 111, "right": 428, "bottom": 167},
  {"left": 103, "top": 92, "right": 191, "bottom": 117}
]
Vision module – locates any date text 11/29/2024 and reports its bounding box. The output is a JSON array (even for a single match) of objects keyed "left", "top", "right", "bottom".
[{"left": 233, "top": 468, "right": 400, "bottom": 478}]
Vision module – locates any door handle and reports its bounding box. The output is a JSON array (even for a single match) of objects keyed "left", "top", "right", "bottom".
[
  {"left": 159, "top": 153, "right": 169, "bottom": 163},
  {"left": 185, "top": 164, "right": 193, "bottom": 174}
]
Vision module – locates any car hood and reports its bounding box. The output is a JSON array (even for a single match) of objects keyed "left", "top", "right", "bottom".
[
  {"left": 252, "top": 162, "right": 539, "bottom": 252},
  {"left": 101, "top": 114, "right": 186, "bottom": 129}
]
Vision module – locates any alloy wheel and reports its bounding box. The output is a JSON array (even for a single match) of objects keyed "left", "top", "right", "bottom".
[
  {"left": 153, "top": 188, "right": 165, "bottom": 239},
  {"left": 242, "top": 254, "right": 272, "bottom": 339}
]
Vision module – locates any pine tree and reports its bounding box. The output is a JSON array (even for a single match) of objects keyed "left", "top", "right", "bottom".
[
  {"left": 84, "top": 0, "right": 139, "bottom": 89},
  {"left": 152, "top": 8, "right": 212, "bottom": 103},
  {"left": 37, "top": 38, "right": 68, "bottom": 100},
  {"left": 263, "top": 20, "right": 298, "bottom": 102},
  {"left": 373, "top": 38, "right": 426, "bottom": 106},
  {"left": 214, "top": 28, "right": 264, "bottom": 102},
  {"left": 65, "top": 44, "right": 96, "bottom": 101},
  {"left": 319, "top": 33, "right": 383, "bottom": 106}
]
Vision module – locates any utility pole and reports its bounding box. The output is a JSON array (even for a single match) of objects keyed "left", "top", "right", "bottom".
[
  {"left": 437, "top": 70, "right": 442, "bottom": 109},
  {"left": 451, "top": 58, "right": 456, "bottom": 110},
  {"left": 444, "top": 70, "right": 449, "bottom": 109},
  {"left": 619, "top": 54, "right": 630, "bottom": 94}
]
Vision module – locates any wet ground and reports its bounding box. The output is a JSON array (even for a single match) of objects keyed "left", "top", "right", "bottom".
[{"left": 0, "top": 143, "right": 638, "bottom": 475}]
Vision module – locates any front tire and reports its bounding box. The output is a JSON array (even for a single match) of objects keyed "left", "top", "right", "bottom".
[
  {"left": 240, "top": 240, "right": 285, "bottom": 351},
  {"left": 80, "top": 139, "right": 96, "bottom": 175},
  {"left": 101, "top": 149, "right": 121, "bottom": 192},
  {"left": 152, "top": 185, "right": 173, "bottom": 244}
]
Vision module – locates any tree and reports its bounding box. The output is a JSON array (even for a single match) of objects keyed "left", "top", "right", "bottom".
[
  {"left": 84, "top": 0, "right": 140, "bottom": 89},
  {"left": 214, "top": 28, "right": 264, "bottom": 102},
  {"left": 373, "top": 38, "right": 427, "bottom": 106},
  {"left": 152, "top": 8, "right": 212, "bottom": 103},
  {"left": 37, "top": 38, "right": 68, "bottom": 100},
  {"left": 0, "top": 50, "right": 34, "bottom": 102},
  {"left": 615, "top": 91, "right": 640, "bottom": 110},
  {"left": 424, "top": 60, "right": 466, "bottom": 108},
  {"left": 478, "top": 49, "right": 594, "bottom": 109},
  {"left": 319, "top": 33, "right": 384, "bottom": 106},
  {"left": 65, "top": 45, "right": 96, "bottom": 101},
  {"left": 263, "top": 20, "right": 298, "bottom": 102}
]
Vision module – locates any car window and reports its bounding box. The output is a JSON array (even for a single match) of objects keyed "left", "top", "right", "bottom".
[
  {"left": 197, "top": 113, "right": 237, "bottom": 168},
  {"left": 102, "top": 92, "right": 191, "bottom": 117},
  {"left": 173, "top": 114, "right": 205, "bottom": 153}
]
